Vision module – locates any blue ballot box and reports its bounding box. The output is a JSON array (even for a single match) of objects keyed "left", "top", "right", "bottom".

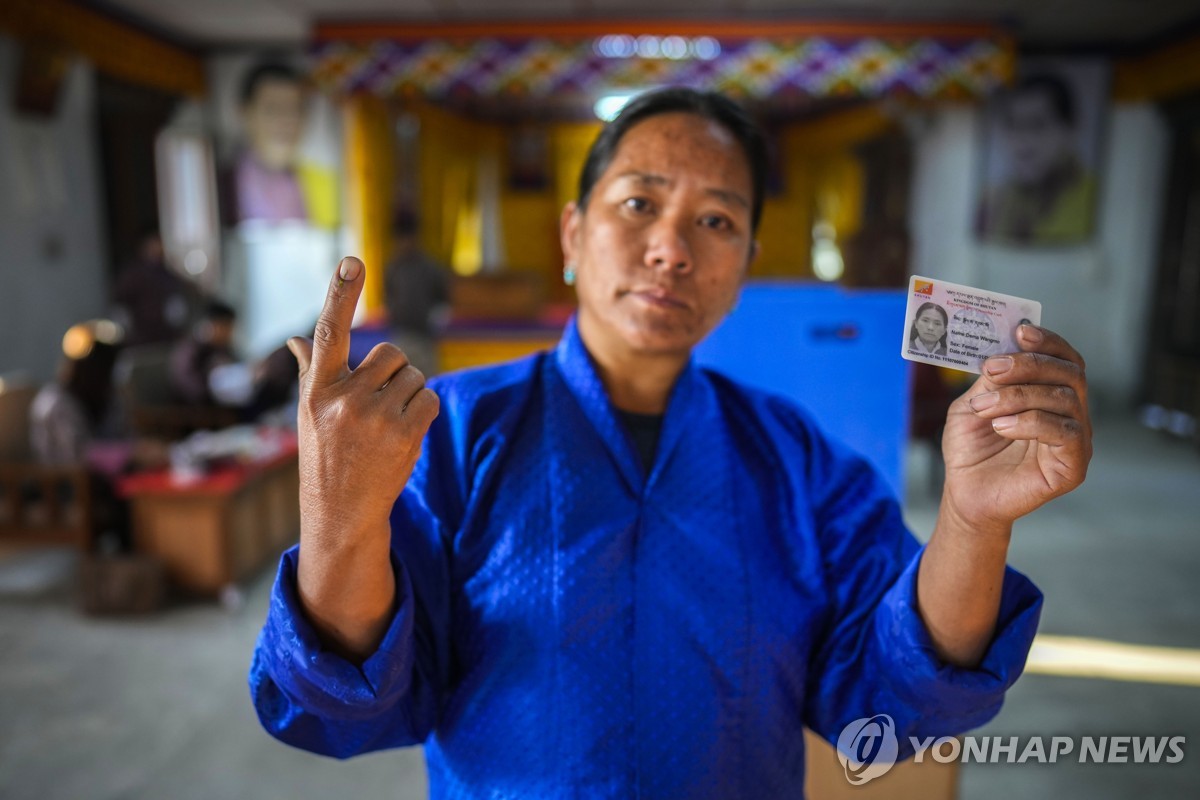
[{"left": 694, "top": 282, "right": 912, "bottom": 499}]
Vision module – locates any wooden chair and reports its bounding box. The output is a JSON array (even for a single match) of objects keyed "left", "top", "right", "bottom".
[{"left": 0, "top": 382, "right": 94, "bottom": 549}]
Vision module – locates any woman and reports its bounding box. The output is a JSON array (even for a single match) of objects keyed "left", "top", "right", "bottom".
[
  {"left": 30, "top": 322, "right": 121, "bottom": 468},
  {"left": 249, "top": 89, "right": 1091, "bottom": 797},
  {"left": 30, "top": 321, "right": 167, "bottom": 551},
  {"left": 909, "top": 301, "right": 949, "bottom": 355}
]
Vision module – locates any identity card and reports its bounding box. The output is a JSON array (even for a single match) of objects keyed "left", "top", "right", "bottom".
[{"left": 901, "top": 276, "right": 1042, "bottom": 374}]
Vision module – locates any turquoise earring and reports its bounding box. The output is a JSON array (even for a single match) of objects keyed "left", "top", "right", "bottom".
[{"left": 563, "top": 262, "right": 577, "bottom": 286}]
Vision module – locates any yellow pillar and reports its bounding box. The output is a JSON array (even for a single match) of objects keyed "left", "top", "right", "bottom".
[{"left": 343, "top": 93, "right": 394, "bottom": 315}]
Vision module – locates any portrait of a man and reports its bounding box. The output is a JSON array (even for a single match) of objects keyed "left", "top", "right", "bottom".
[
  {"left": 220, "top": 59, "right": 340, "bottom": 229},
  {"left": 976, "top": 59, "right": 1107, "bottom": 246}
]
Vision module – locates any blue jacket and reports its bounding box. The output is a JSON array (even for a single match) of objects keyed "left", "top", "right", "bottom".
[{"left": 249, "top": 314, "right": 1042, "bottom": 798}]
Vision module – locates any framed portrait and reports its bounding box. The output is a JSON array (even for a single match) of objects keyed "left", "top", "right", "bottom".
[
  {"left": 205, "top": 52, "right": 346, "bottom": 359},
  {"left": 210, "top": 52, "right": 343, "bottom": 230},
  {"left": 975, "top": 57, "right": 1110, "bottom": 247}
]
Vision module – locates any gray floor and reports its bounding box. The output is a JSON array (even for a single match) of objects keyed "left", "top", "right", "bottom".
[
  {"left": 903, "top": 415, "right": 1200, "bottom": 799},
  {"left": 1, "top": 413, "right": 1197, "bottom": 799}
]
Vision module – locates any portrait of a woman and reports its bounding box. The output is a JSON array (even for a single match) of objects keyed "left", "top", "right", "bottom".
[
  {"left": 909, "top": 301, "right": 949, "bottom": 355},
  {"left": 249, "top": 88, "right": 1092, "bottom": 798}
]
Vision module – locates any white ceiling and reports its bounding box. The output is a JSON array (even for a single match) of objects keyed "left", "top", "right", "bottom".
[{"left": 96, "top": 0, "right": 1200, "bottom": 48}]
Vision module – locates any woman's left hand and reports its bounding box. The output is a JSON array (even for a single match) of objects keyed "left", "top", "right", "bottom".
[{"left": 940, "top": 324, "right": 1093, "bottom": 535}]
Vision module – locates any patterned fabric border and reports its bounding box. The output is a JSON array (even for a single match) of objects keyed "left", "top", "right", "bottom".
[{"left": 310, "top": 34, "right": 1012, "bottom": 100}]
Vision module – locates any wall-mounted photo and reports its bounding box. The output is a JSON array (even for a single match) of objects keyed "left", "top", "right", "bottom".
[
  {"left": 975, "top": 57, "right": 1109, "bottom": 246},
  {"left": 212, "top": 54, "right": 342, "bottom": 230},
  {"left": 208, "top": 52, "right": 346, "bottom": 359}
]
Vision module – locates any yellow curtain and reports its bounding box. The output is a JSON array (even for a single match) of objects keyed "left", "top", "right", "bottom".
[
  {"left": 450, "top": 162, "right": 482, "bottom": 276},
  {"left": 552, "top": 122, "right": 603, "bottom": 214},
  {"left": 754, "top": 105, "right": 892, "bottom": 277},
  {"left": 403, "top": 101, "right": 483, "bottom": 269},
  {"left": 343, "top": 93, "right": 393, "bottom": 315}
]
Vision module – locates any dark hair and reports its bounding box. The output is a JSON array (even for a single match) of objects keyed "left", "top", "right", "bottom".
[
  {"left": 239, "top": 61, "right": 303, "bottom": 106},
  {"left": 576, "top": 87, "right": 769, "bottom": 233},
  {"left": 201, "top": 298, "right": 237, "bottom": 323},
  {"left": 1008, "top": 73, "right": 1076, "bottom": 126},
  {"left": 63, "top": 338, "right": 119, "bottom": 426},
  {"left": 909, "top": 302, "right": 949, "bottom": 349}
]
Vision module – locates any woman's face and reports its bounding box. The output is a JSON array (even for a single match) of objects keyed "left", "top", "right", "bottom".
[
  {"left": 561, "top": 112, "right": 758, "bottom": 360},
  {"left": 915, "top": 309, "right": 946, "bottom": 345}
]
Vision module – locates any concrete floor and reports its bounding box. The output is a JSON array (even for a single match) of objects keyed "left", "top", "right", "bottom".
[
  {"left": 1, "top": 413, "right": 1197, "bottom": 799},
  {"left": 903, "top": 415, "right": 1200, "bottom": 799}
]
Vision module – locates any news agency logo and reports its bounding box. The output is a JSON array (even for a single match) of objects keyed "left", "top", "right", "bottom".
[
  {"left": 836, "top": 714, "right": 899, "bottom": 785},
  {"left": 835, "top": 714, "right": 1188, "bottom": 785}
]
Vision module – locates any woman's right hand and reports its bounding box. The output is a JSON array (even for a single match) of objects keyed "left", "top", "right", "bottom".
[{"left": 286, "top": 256, "right": 440, "bottom": 659}]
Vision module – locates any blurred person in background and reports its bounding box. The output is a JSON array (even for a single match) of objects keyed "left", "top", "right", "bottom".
[
  {"left": 169, "top": 299, "right": 298, "bottom": 421},
  {"left": 169, "top": 299, "right": 239, "bottom": 407},
  {"left": 383, "top": 208, "right": 450, "bottom": 375},
  {"left": 30, "top": 320, "right": 167, "bottom": 550},
  {"left": 111, "top": 228, "right": 191, "bottom": 347},
  {"left": 31, "top": 321, "right": 123, "bottom": 467}
]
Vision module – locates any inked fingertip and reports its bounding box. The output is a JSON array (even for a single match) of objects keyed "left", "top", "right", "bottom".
[{"left": 338, "top": 256, "right": 363, "bottom": 281}]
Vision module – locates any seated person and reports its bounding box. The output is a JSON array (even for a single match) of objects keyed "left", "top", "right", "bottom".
[
  {"left": 111, "top": 229, "right": 192, "bottom": 347},
  {"left": 30, "top": 321, "right": 166, "bottom": 551},
  {"left": 250, "top": 340, "right": 302, "bottom": 417},
  {"left": 169, "top": 299, "right": 299, "bottom": 422},
  {"left": 31, "top": 322, "right": 121, "bottom": 467},
  {"left": 169, "top": 300, "right": 238, "bottom": 407}
]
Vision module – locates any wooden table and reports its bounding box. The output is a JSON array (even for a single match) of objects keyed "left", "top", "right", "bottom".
[{"left": 117, "top": 435, "right": 299, "bottom": 600}]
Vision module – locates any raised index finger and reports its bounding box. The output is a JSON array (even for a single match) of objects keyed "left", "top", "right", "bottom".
[{"left": 309, "top": 256, "right": 365, "bottom": 386}]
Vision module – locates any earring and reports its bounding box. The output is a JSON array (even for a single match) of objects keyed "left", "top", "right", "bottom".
[{"left": 563, "top": 262, "right": 577, "bottom": 286}]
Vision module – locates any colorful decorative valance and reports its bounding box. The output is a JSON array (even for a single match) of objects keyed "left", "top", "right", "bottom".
[{"left": 311, "top": 20, "right": 1013, "bottom": 102}]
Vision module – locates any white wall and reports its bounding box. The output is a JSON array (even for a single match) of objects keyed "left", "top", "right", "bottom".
[
  {"left": 908, "top": 103, "right": 1170, "bottom": 411},
  {"left": 0, "top": 35, "right": 108, "bottom": 385}
]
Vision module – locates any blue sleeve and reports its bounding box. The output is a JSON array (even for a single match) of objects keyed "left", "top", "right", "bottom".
[
  {"left": 798, "top": 419, "right": 1043, "bottom": 760},
  {"left": 248, "top": 398, "right": 460, "bottom": 759}
]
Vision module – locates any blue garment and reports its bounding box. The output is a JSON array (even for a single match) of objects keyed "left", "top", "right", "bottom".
[{"left": 249, "top": 314, "right": 1043, "bottom": 798}]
